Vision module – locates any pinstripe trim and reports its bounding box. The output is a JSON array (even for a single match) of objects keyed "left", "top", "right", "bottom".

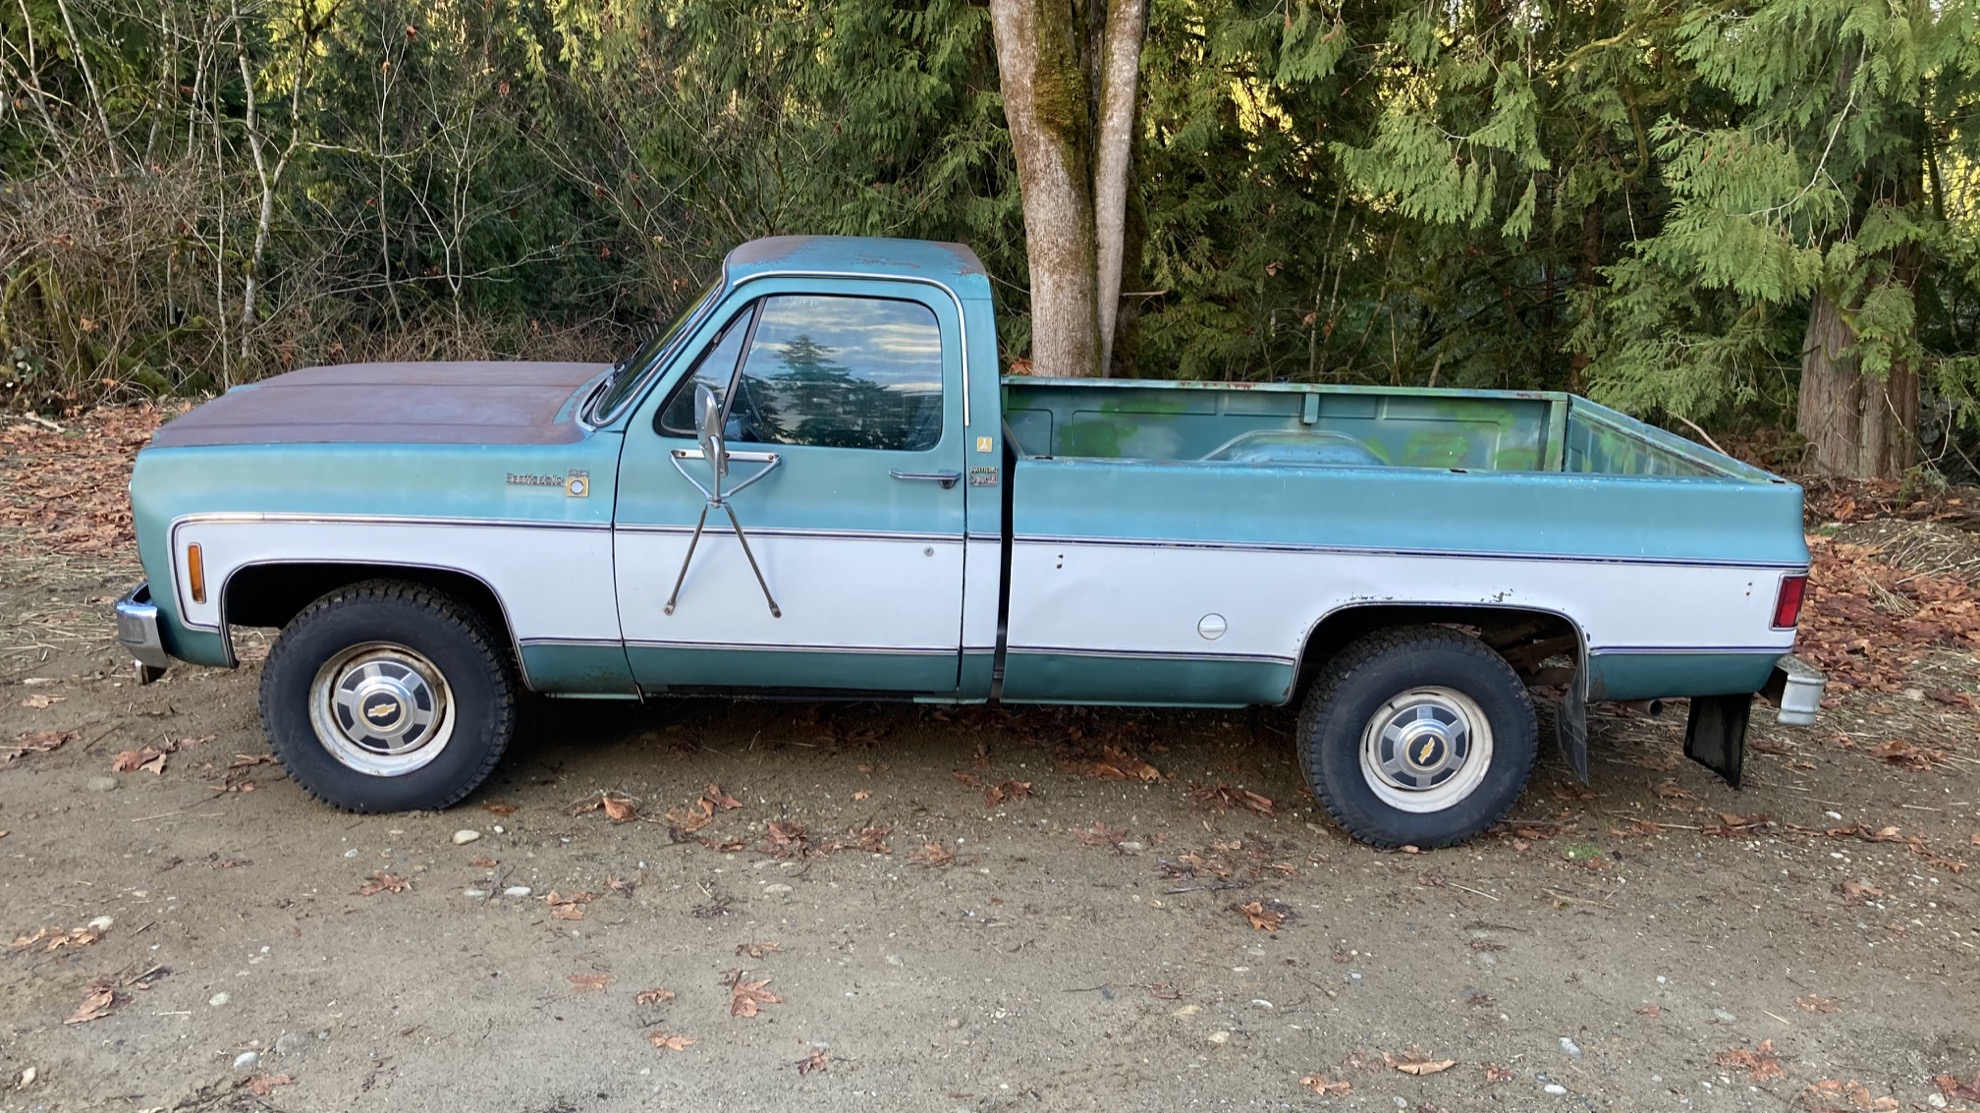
[{"left": 1014, "top": 534, "right": 1806, "bottom": 571}]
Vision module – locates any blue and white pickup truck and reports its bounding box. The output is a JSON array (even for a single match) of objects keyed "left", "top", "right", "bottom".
[{"left": 118, "top": 236, "right": 1824, "bottom": 847}]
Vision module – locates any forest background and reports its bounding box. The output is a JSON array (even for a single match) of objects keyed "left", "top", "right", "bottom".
[{"left": 3, "top": 0, "right": 1977, "bottom": 479}]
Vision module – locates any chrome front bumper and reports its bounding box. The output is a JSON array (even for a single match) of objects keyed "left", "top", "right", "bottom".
[
  {"left": 1765, "top": 654, "right": 1825, "bottom": 727},
  {"left": 116, "top": 582, "right": 172, "bottom": 678}
]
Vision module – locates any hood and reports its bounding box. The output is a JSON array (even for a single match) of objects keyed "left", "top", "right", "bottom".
[{"left": 149, "top": 361, "right": 611, "bottom": 448}]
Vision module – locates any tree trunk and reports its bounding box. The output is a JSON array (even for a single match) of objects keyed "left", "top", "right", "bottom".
[
  {"left": 1091, "top": 0, "right": 1145, "bottom": 378},
  {"left": 987, "top": 0, "right": 1145, "bottom": 379},
  {"left": 1795, "top": 290, "right": 1918, "bottom": 478}
]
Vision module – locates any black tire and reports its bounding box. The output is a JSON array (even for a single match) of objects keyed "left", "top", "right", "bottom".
[
  {"left": 259, "top": 580, "right": 516, "bottom": 812},
  {"left": 1298, "top": 625, "right": 1538, "bottom": 848}
]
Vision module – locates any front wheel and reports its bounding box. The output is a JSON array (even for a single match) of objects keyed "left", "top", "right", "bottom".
[
  {"left": 1298, "top": 625, "right": 1538, "bottom": 848},
  {"left": 259, "top": 581, "right": 516, "bottom": 812}
]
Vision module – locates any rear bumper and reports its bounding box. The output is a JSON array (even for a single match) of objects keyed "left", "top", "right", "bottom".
[
  {"left": 1763, "top": 654, "right": 1825, "bottom": 726},
  {"left": 115, "top": 582, "right": 173, "bottom": 672}
]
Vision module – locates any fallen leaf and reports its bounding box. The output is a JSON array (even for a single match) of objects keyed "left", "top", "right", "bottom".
[
  {"left": 1187, "top": 782, "right": 1277, "bottom": 816},
  {"left": 647, "top": 1031, "right": 695, "bottom": 1051},
  {"left": 544, "top": 891, "right": 595, "bottom": 920},
  {"left": 735, "top": 942, "right": 781, "bottom": 959},
  {"left": 1077, "top": 822, "right": 1133, "bottom": 848},
  {"left": 469, "top": 856, "right": 498, "bottom": 869},
  {"left": 482, "top": 801, "right": 518, "bottom": 816},
  {"left": 1382, "top": 1047, "right": 1455, "bottom": 1075},
  {"left": 1795, "top": 994, "right": 1841, "bottom": 1014},
  {"left": 356, "top": 871, "right": 410, "bottom": 896},
  {"left": 1299, "top": 1074, "right": 1351, "bottom": 1096},
  {"left": 1231, "top": 900, "right": 1287, "bottom": 932},
  {"left": 567, "top": 973, "right": 613, "bottom": 993},
  {"left": 11, "top": 926, "right": 103, "bottom": 952},
  {"left": 111, "top": 744, "right": 169, "bottom": 772},
  {"left": 240, "top": 1074, "right": 295, "bottom": 1097},
  {"left": 908, "top": 841, "right": 955, "bottom": 868},
  {"left": 1804, "top": 1078, "right": 1893, "bottom": 1112},
  {"left": 1705, "top": 812, "right": 1773, "bottom": 836},
  {"left": 1481, "top": 1062, "right": 1515, "bottom": 1082},
  {"left": 703, "top": 783, "right": 742, "bottom": 811},
  {"left": 725, "top": 969, "right": 782, "bottom": 1018},
  {"left": 1869, "top": 739, "right": 1945, "bottom": 768},
  {"left": 763, "top": 820, "right": 813, "bottom": 858},
  {"left": 852, "top": 789, "right": 872, "bottom": 801},
  {"left": 1715, "top": 1039, "right": 1787, "bottom": 1083},
  {"left": 795, "top": 1047, "right": 829, "bottom": 1076},
  {"left": 601, "top": 793, "right": 637, "bottom": 823},
  {"left": 1343, "top": 1049, "right": 1384, "bottom": 1073},
  {"left": 20, "top": 694, "right": 63, "bottom": 708},
  {"left": 1836, "top": 879, "right": 1883, "bottom": 906},
  {"left": 1652, "top": 778, "right": 1693, "bottom": 801},
  {"left": 63, "top": 977, "right": 119, "bottom": 1024},
  {"left": 1935, "top": 1074, "right": 1980, "bottom": 1101},
  {"left": 984, "top": 779, "right": 1032, "bottom": 808},
  {"left": 1635, "top": 1005, "right": 1662, "bottom": 1016},
  {"left": 2, "top": 730, "right": 76, "bottom": 764},
  {"left": 634, "top": 988, "right": 676, "bottom": 1006},
  {"left": 663, "top": 805, "right": 712, "bottom": 833},
  {"left": 605, "top": 875, "right": 635, "bottom": 894}
]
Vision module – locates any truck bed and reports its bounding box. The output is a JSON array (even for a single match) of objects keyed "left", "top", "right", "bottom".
[
  {"left": 996, "top": 377, "right": 1806, "bottom": 708},
  {"left": 1002, "top": 378, "right": 1779, "bottom": 481}
]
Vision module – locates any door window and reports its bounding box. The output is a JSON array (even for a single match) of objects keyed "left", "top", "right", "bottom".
[
  {"left": 660, "top": 294, "right": 944, "bottom": 451},
  {"left": 656, "top": 312, "right": 752, "bottom": 437}
]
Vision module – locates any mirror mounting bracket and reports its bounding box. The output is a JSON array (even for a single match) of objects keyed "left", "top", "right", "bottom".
[{"left": 662, "top": 446, "right": 783, "bottom": 619}]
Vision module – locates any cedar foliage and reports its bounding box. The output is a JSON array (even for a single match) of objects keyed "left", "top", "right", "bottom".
[{"left": 2, "top": 0, "right": 1977, "bottom": 476}]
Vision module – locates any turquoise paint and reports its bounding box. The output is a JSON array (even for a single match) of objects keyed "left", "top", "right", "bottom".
[
  {"left": 1587, "top": 652, "right": 1784, "bottom": 701},
  {"left": 999, "top": 652, "right": 1296, "bottom": 707},
  {"left": 1007, "top": 455, "right": 1808, "bottom": 567},
  {"left": 131, "top": 435, "right": 623, "bottom": 527},
  {"left": 162, "top": 624, "right": 232, "bottom": 668},
  {"left": 520, "top": 643, "right": 640, "bottom": 696},
  {"left": 626, "top": 646, "right": 960, "bottom": 694},
  {"left": 128, "top": 417, "right": 627, "bottom": 675},
  {"left": 959, "top": 653, "right": 995, "bottom": 697}
]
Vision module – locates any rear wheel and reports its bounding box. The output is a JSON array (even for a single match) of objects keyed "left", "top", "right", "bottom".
[
  {"left": 259, "top": 580, "right": 515, "bottom": 812},
  {"left": 1298, "top": 625, "right": 1538, "bottom": 848}
]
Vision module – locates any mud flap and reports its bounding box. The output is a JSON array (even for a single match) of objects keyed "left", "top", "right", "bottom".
[
  {"left": 1555, "top": 672, "right": 1589, "bottom": 784},
  {"left": 1683, "top": 694, "right": 1750, "bottom": 788}
]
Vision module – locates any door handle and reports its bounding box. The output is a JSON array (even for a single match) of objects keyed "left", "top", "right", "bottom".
[{"left": 890, "top": 469, "right": 961, "bottom": 489}]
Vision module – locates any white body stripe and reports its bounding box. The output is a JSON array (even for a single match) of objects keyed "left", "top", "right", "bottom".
[
  {"left": 1003, "top": 540, "right": 1794, "bottom": 661},
  {"left": 170, "top": 518, "right": 1791, "bottom": 685},
  {"left": 961, "top": 538, "right": 1002, "bottom": 653},
  {"left": 172, "top": 519, "right": 620, "bottom": 644},
  {"left": 615, "top": 532, "right": 964, "bottom": 652}
]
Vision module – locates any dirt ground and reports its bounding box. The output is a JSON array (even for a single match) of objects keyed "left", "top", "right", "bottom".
[{"left": 3, "top": 416, "right": 1979, "bottom": 1113}]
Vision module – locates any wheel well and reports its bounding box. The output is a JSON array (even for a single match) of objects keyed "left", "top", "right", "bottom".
[
  {"left": 222, "top": 562, "right": 516, "bottom": 658},
  {"left": 1296, "top": 604, "right": 1582, "bottom": 694}
]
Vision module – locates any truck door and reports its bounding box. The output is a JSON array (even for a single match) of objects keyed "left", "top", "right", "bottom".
[{"left": 613, "top": 280, "right": 967, "bottom": 694}]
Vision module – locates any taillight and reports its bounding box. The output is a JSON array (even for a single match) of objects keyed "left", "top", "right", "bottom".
[{"left": 1772, "top": 573, "right": 1807, "bottom": 628}]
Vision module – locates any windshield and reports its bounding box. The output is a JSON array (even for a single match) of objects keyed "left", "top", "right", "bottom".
[{"left": 586, "top": 281, "right": 720, "bottom": 424}]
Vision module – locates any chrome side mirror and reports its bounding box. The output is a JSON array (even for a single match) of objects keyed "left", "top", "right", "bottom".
[{"left": 694, "top": 382, "right": 727, "bottom": 483}]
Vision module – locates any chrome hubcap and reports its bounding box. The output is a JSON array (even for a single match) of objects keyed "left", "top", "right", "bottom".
[
  {"left": 1359, "top": 687, "right": 1493, "bottom": 813},
  {"left": 310, "top": 642, "right": 454, "bottom": 776}
]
